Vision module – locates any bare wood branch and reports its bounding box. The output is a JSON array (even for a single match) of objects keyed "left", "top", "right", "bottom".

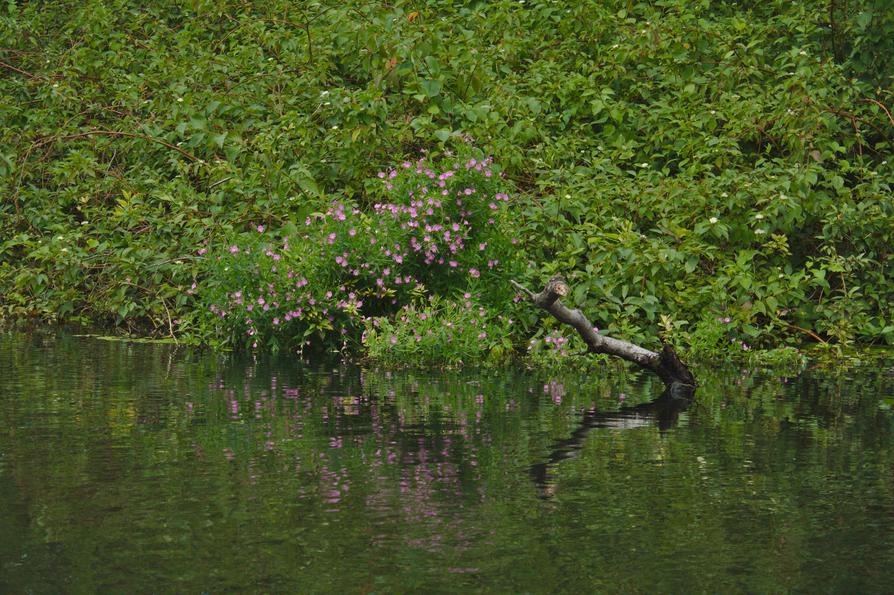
[{"left": 513, "top": 275, "right": 696, "bottom": 388}]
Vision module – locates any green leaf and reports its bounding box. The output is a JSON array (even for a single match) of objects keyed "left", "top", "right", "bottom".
[{"left": 420, "top": 79, "right": 442, "bottom": 98}]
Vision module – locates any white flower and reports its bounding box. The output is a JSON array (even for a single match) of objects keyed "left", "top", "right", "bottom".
[
  {"left": 176, "top": 97, "right": 183, "bottom": 102},
  {"left": 755, "top": 213, "right": 764, "bottom": 220},
  {"left": 709, "top": 217, "right": 718, "bottom": 224},
  {"left": 755, "top": 229, "right": 766, "bottom": 235}
]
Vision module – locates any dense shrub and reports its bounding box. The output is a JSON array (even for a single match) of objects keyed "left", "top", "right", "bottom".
[
  {"left": 194, "top": 151, "right": 523, "bottom": 352},
  {"left": 1, "top": 0, "right": 892, "bottom": 363}
]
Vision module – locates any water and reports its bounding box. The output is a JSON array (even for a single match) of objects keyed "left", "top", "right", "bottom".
[{"left": 2, "top": 330, "right": 894, "bottom": 593}]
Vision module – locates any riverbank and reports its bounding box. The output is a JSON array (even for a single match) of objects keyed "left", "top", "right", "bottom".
[{"left": 2, "top": 0, "right": 892, "bottom": 362}]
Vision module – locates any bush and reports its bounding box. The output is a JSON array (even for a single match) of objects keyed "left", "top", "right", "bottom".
[{"left": 195, "top": 150, "right": 524, "bottom": 353}]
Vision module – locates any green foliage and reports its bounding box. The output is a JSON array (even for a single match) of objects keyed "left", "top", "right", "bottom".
[
  {"left": 194, "top": 150, "right": 522, "bottom": 353},
  {"left": 1, "top": 0, "right": 892, "bottom": 363},
  {"left": 362, "top": 295, "right": 515, "bottom": 367}
]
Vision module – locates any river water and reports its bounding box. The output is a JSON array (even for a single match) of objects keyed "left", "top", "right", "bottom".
[{"left": 2, "top": 330, "right": 893, "bottom": 592}]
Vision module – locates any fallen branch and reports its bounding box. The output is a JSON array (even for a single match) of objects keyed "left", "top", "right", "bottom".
[{"left": 512, "top": 275, "right": 696, "bottom": 388}]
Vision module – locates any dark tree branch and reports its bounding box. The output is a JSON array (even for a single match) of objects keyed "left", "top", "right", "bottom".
[{"left": 512, "top": 275, "right": 696, "bottom": 388}]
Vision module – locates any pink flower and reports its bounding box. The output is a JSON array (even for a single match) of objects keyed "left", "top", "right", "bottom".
[
  {"left": 229, "top": 245, "right": 239, "bottom": 254},
  {"left": 257, "top": 225, "right": 265, "bottom": 233},
  {"left": 469, "top": 268, "right": 480, "bottom": 278}
]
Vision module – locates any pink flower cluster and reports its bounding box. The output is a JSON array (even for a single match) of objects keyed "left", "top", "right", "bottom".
[{"left": 203, "top": 153, "right": 512, "bottom": 350}]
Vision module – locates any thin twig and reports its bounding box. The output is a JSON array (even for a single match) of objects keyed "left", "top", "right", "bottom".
[
  {"left": 862, "top": 98, "right": 894, "bottom": 127},
  {"left": 208, "top": 176, "right": 232, "bottom": 190},
  {"left": 0, "top": 59, "right": 40, "bottom": 79},
  {"left": 781, "top": 321, "right": 827, "bottom": 344},
  {"left": 510, "top": 279, "right": 535, "bottom": 299},
  {"left": 33, "top": 130, "right": 200, "bottom": 162},
  {"left": 160, "top": 297, "right": 179, "bottom": 344}
]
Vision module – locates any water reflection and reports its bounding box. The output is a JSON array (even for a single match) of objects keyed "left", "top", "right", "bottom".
[
  {"left": 2, "top": 330, "right": 894, "bottom": 592},
  {"left": 531, "top": 384, "right": 696, "bottom": 498}
]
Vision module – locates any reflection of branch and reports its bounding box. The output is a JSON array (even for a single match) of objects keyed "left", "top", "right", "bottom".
[
  {"left": 531, "top": 384, "right": 695, "bottom": 498},
  {"left": 512, "top": 276, "right": 696, "bottom": 388}
]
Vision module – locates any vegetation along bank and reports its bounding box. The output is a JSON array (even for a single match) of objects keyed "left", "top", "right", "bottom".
[{"left": 1, "top": 0, "right": 892, "bottom": 366}]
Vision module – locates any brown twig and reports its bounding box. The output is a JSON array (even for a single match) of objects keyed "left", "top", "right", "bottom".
[
  {"left": 34, "top": 130, "right": 199, "bottom": 162},
  {"left": 862, "top": 98, "right": 894, "bottom": 127},
  {"left": 0, "top": 58, "right": 40, "bottom": 79},
  {"left": 781, "top": 321, "right": 828, "bottom": 344}
]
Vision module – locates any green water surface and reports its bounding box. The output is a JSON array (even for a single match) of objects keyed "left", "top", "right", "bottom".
[{"left": 2, "top": 330, "right": 893, "bottom": 593}]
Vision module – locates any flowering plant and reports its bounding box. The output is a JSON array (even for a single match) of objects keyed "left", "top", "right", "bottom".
[{"left": 197, "top": 150, "right": 523, "bottom": 354}]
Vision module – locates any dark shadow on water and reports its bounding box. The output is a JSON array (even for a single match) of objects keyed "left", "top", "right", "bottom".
[{"left": 531, "top": 383, "right": 696, "bottom": 498}]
